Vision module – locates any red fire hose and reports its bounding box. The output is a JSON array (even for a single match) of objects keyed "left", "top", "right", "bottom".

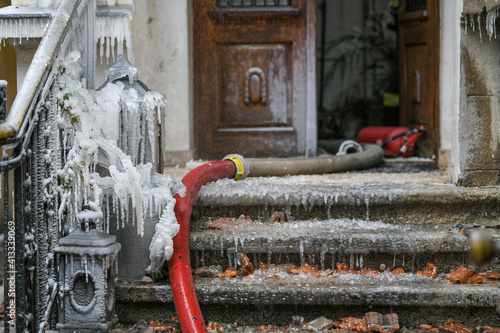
[{"left": 168, "top": 156, "right": 248, "bottom": 333}]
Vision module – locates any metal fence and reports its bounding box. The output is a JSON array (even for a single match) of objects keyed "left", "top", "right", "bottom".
[{"left": 0, "top": 0, "right": 95, "bottom": 331}]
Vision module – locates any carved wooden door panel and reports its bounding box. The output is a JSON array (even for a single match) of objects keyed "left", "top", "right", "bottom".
[
  {"left": 399, "top": 0, "right": 439, "bottom": 157},
  {"left": 193, "top": 0, "right": 316, "bottom": 159}
]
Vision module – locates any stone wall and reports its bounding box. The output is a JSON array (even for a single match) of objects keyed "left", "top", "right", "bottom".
[{"left": 458, "top": 12, "right": 500, "bottom": 186}]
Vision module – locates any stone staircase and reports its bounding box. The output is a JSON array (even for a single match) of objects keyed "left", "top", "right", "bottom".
[{"left": 114, "top": 163, "right": 500, "bottom": 330}]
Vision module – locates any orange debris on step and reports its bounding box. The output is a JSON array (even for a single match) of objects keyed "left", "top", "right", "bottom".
[
  {"left": 443, "top": 320, "right": 473, "bottom": 333},
  {"left": 391, "top": 268, "right": 405, "bottom": 275},
  {"left": 208, "top": 216, "right": 253, "bottom": 229},
  {"left": 360, "top": 269, "right": 379, "bottom": 276},
  {"left": 446, "top": 266, "right": 474, "bottom": 283},
  {"left": 193, "top": 265, "right": 222, "bottom": 277},
  {"left": 239, "top": 253, "right": 255, "bottom": 276},
  {"left": 259, "top": 262, "right": 269, "bottom": 270},
  {"left": 461, "top": 274, "right": 485, "bottom": 284},
  {"left": 336, "top": 317, "right": 363, "bottom": 331},
  {"left": 207, "top": 322, "right": 224, "bottom": 333},
  {"left": 335, "top": 312, "right": 399, "bottom": 333},
  {"left": 479, "top": 272, "right": 500, "bottom": 280},
  {"left": 416, "top": 263, "right": 437, "bottom": 278},
  {"left": 337, "top": 263, "right": 358, "bottom": 275},
  {"left": 268, "top": 211, "right": 285, "bottom": 223},
  {"left": 418, "top": 324, "right": 438, "bottom": 332},
  {"left": 146, "top": 320, "right": 172, "bottom": 332},
  {"left": 224, "top": 268, "right": 238, "bottom": 278},
  {"left": 216, "top": 268, "right": 238, "bottom": 278},
  {"left": 290, "top": 262, "right": 318, "bottom": 274}
]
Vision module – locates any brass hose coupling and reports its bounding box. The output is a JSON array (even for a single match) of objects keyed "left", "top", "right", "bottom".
[{"left": 223, "top": 154, "right": 249, "bottom": 181}]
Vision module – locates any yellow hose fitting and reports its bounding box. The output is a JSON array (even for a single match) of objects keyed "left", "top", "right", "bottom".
[{"left": 223, "top": 154, "right": 249, "bottom": 181}]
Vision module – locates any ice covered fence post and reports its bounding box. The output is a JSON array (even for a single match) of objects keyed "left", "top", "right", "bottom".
[
  {"left": 94, "top": 54, "right": 180, "bottom": 279},
  {"left": 98, "top": 54, "right": 165, "bottom": 173},
  {"left": 55, "top": 205, "right": 121, "bottom": 332}
]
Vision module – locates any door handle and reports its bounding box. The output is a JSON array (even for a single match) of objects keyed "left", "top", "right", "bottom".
[{"left": 244, "top": 67, "right": 267, "bottom": 105}]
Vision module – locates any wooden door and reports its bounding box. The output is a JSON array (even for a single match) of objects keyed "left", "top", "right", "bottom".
[
  {"left": 399, "top": 0, "right": 439, "bottom": 157},
  {"left": 193, "top": 0, "right": 316, "bottom": 159}
]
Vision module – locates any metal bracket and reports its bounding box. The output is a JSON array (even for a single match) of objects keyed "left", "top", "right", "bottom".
[{"left": 336, "top": 140, "right": 363, "bottom": 156}]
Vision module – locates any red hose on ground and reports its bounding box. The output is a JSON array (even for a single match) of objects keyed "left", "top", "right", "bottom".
[{"left": 168, "top": 160, "right": 236, "bottom": 333}]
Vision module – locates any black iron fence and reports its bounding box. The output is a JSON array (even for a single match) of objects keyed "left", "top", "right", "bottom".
[{"left": 0, "top": 0, "right": 95, "bottom": 331}]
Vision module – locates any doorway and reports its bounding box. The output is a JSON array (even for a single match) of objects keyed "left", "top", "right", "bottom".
[
  {"left": 193, "top": 0, "right": 317, "bottom": 160},
  {"left": 317, "top": 0, "right": 439, "bottom": 158}
]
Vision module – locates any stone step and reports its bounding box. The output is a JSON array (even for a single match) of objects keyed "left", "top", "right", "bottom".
[
  {"left": 191, "top": 178, "right": 500, "bottom": 226},
  {"left": 188, "top": 219, "right": 478, "bottom": 273},
  {"left": 115, "top": 275, "right": 500, "bottom": 327}
]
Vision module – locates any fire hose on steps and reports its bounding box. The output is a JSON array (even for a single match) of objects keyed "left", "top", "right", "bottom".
[{"left": 169, "top": 145, "right": 383, "bottom": 332}]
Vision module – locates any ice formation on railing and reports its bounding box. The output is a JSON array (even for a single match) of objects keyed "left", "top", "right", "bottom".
[
  {"left": 0, "top": 3, "right": 133, "bottom": 62},
  {"left": 55, "top": 51, "right": 182, "bottom": 272},
  {"left": 0, "top": 17, "right": 50, "bottom": 45},
  {"left": 13, "top": 0, "right": 133, "bottom": 8}
]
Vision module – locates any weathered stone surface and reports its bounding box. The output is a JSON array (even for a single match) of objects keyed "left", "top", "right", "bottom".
[
  {"left": 459, "top": 15, "right": 500, "bottom": 186},
  {"left": 193, "top": 178, "right": 500, "bottom": 225},
  {"left": 460, "top": 96, "right": 500, "bottom": 171},
  {"left": 116, "top": 278, "right": 500, "bottom": 307}
]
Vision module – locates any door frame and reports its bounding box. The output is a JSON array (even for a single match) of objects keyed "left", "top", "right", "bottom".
[{"left": 398, "top": 0, "right": 440, "bottom": 158}]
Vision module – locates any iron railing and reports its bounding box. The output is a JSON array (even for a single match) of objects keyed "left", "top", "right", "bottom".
[{"left": 0, "top": 0, "right": 95, "bottom": 331}]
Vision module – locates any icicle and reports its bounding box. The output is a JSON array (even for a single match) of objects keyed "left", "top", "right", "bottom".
[
  {"left": 393, "top": 253, "right": 396, "bottom": 268},
  {"left": 486, "top": 7, "right": 499, "bottom": 40},
  {"left": 478, "top": 14, "right": 483, "bottom": 42},
  {"left": 320, "top": 244, "right": 327, "bottom": 270},
  {"left": 350, "top": 253, "right": 354, "bottom": 269},
  {"left": 360, "top": 254, "right": 363, "bottom": 269},
  {"left": 331, "top": 250, "right": 336, "bottom": 270},
  {"left": 267, "top": 237, "right": 273, "bottom": 264},
  {"left": 365, "top": 197, "right": 370, "bottom": 221},
  {"left": 201, "top": 245, "right": 205, "bottom": 267},
  {"left": 299, "top": 239, "right": 304, "bottom": 267},
  {"left": 496, "top": 8, "right": 498, "bottom": 39}
]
